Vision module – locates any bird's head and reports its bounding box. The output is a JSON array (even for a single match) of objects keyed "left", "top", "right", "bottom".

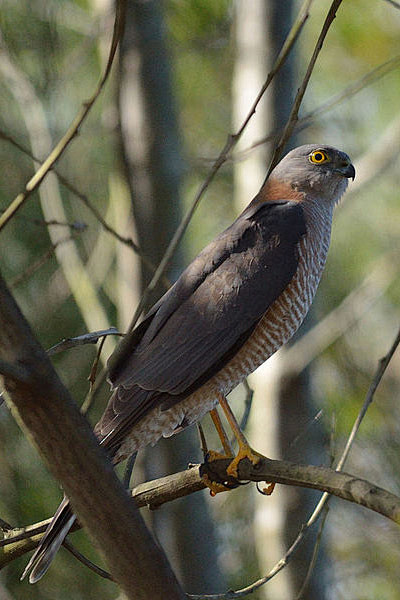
[{"left": 271, "top": 144, "right": 355, "bottom": 205}]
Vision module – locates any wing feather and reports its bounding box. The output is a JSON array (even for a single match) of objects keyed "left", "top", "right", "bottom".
[{"left": 99, "top": 200, "right": 306, "bottom": 442}]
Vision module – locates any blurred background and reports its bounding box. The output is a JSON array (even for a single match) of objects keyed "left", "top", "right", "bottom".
[{"left": 0, "top": 1, "right": 399, "bottom": 598}]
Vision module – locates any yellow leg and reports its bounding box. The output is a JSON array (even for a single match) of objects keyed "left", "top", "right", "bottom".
[
  {"left": 217, "top": 393, "right": 263, "bottom": 478},
  {"left": 201, "top": 408, "right": 236, "bottom": 496},
  {"left": 210, "top": 408, "right": 234, "bottom": 457}
]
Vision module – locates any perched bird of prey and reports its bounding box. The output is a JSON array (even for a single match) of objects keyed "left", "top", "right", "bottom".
[{"left": 23, "top": 144, "right": 355, "bottom": 583}]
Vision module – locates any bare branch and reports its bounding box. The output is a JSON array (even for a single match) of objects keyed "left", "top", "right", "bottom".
[
  {"left": 235, "top": 53, "right": 400, "bottom": 160},
  {"left": 239, "top": 380, "right": 254, "bottom": 432},
  {"left": 81, "top": 335, "right": 108, "bottom": 416},
  {"left": 267, "top": 0, "right": 343, "bottom": 175},
  {"left": 9, "top": 233, "right": 84, "bottom": 289},
  {"left": 0, "top": 518, "right": 12, "bottom": 532},
  {"left": 0, "top": 24, "right": 117, "bottom": 356},
  {"left": 3, "top": 313, "right": 398, "bottom": 586},
  {"left": 188, "top": 325, "right": 400, "bottom": 599},
  {"left": 0, "top": 127, "right": 168, "bottom": 286},
  {"left": 87, "top": 336, "right": 107, "bottom": 386},
  {"left": 0, "top": 1, "right": 126, "bottom": 231},
  {"left": 4, "top": 455, "right": 400, "bottom": 565},
  {"left": 62, "top": 539, "right": 113, "bottom": 581},
  {"left": 80, "top": 368, "right": 108, "bottom": 417},
  {"left": 284, "top": 410, "right": 324, "bottom": 458},
  {"left": 0, "top": 272, "right": 185, "bottom": 599},
  {"left": 59, "top": 176, "right": 168, "bottom": 284},
  {"left": 0, "top": 202, "right": 87, "bottom": 230},
  {"left": 47, "top": 328, "right": 122, "bottom": 356},
  {"left": 294, "top": 504, "right": 329, "bottom": 600},
  {"left": 122, "top": 453, "right": 137, "bottom": 490},
  {"left": 336, "top": 325, "right": 400, "bottom": 471},
  {"left": 231, "top": 0, "right": 313, "bottom": 144}
]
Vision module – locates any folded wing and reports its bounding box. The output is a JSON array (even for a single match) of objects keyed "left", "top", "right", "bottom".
[{"left": 97, "top": 200, "right": 306, "bottom": 445}]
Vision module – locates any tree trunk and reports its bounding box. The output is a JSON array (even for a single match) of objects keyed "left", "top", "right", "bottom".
[
  {"left": 118, "top": 1, "right": 225, "bottom": 592},
  {"left": 232, "top": 2, "right": 328, "bottom": 598},
  {"left": 0, "top": 274, "right": 185, "bottom": 600}
]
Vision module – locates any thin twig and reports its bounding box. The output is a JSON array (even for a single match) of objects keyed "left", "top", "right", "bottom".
[
  {"left": 235, "top": 53, "right": 400, "bottom": 160},
  {"left": 63, "top": 538, "right": 113, "bottom": 581},
  {"left": 223, "top": 380, "right": 254, "bottom": 453},
  {"left": 9, "top": 233, "right": 83, "bottom": 289},
  {"left": 188, "top": 326, "right": 400, "bottom": 599},
  {"left": 0, "top": 128, "right": 167, "bottom": 286},
  {"left": 232, "top": 0, "right": 314, "bottom": 146},
  {"left": 293, "top": 504, "right": 329, "bottom": 600},
  {"left": 238, "top": 380, "right": 254, "bottom": 433},
  {"left": 0, "top": 40, "right": 114, "bottom": 356},
  {"left": 266, "top": 0, "right": 344, "bottom": 177},
  {"left": 294, "top": 421, "right": 335, "bottom": 600},
  {"left": 197, "top": 422, "right": 209, "bottom": 458},
  {"left": 60, "top": 177, "right": 167, "bottom": 284},
  {"left": 336, "top": 325, "right": 400, "bottom": 471},
  {"left": 3, "top": 454, "right": 400, "bottom": 558},
  {"left": 0, "top": 204, "right": 87, "bottom": 230},
  {"left": 80, "top": 367, "right": 108, "bottom": 418},
  {"left": 0, "top": 518, "right": 13, "bottom": 532},
  {"left": 123, "top": 453, "right": 138, "bottom": 490},
  {"left": 88, "top": 336, "right": 107, "bottom": 387},
  {"left": 81, "top": 337, "right": 108, "bottom": 416},
  {"left": 284, "top": 410, "right": 323, "bottom": 458},
  {"left": 0, "top": 0, "right": 126, "bottom": 231},
  {"left": 47, "top": 328, "right": 122, "bottom": 356}
]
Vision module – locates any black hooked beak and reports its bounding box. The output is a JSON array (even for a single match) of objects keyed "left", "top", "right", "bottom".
[{"left": 335, "top": 161, "right": 356, "bottom": 181}]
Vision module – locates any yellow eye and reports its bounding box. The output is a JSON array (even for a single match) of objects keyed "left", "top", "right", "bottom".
[{"left": 309, "top": 150, "right": 329, "bottom": 164}]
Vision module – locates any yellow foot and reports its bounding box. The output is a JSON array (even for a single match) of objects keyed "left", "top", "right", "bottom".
[
  {"left": 226, "top": 443, "right": 264, "bottom": 479},
  {"left": 261, "top": 482, "right": 276, "bottom": 496},
  {"left": 205, "top": 449, "right": 231, "bottom": 462},
  {"left": 201, "top": 473, "right": 233, "bottom": 496},
  {"left": 201, "top": 450, "right": 238, "bottom": 496}
]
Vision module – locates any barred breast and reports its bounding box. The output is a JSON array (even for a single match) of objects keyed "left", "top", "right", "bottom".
[
  {"left": 213, "top": 198, "right": 333, "bottom": 393},
  {"left": 114, "top": 199, "right": 333, "bottom": 460}
]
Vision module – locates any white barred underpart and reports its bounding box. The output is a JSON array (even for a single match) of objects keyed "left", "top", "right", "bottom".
[{"left": 115, "top": 198, "right": 334, "bottom": 460}]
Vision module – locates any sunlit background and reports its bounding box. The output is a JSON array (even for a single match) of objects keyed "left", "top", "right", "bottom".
[{"left": 0, "top": 1, "right": 399, "bottom": 599}]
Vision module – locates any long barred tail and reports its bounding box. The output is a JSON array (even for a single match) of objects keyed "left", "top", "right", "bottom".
[
  {"left": 21, "top": 497, "right": 76, "bottom": 584},
  {"left": 21, "top": 408, "right": 129, "bottom": 583}
]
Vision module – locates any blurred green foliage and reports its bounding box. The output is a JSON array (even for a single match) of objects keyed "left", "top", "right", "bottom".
[{"left": 0, "top": 1, "right": 399, "bottom": 598}]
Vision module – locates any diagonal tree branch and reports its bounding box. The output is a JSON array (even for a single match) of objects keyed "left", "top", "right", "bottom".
[
  {"left": 187, "top": 324, "right": 400, "bottom": 600},
  {"left": 0, "top": 271, "right": 185, "bottom": 599},
  {"left": 266, "top": 0, "right": 344, "bottom": 176},
  {"left": 3, "top": 452, "right": 400, "bottom": 568},
  {"left": 0, "top": 1, "right": 126, "bottom": 232},
  {"left": 0, "top": 128, "right": 168, "bottom": 285},
  {"left": 233, "top": 53, "right": 400, "bottom": 161}
]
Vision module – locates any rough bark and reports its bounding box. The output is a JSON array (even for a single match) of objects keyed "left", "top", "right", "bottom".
[
  {"left": 0, "top": 273, "right": 185, "bottom": 600},
  {"left": 4, "top": 457, "right": 400, "bottom": 569}
]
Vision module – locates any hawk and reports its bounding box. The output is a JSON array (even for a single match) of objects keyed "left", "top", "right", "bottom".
[{"left": 23, "top": 144, "right": 355, "bottom": 582}]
